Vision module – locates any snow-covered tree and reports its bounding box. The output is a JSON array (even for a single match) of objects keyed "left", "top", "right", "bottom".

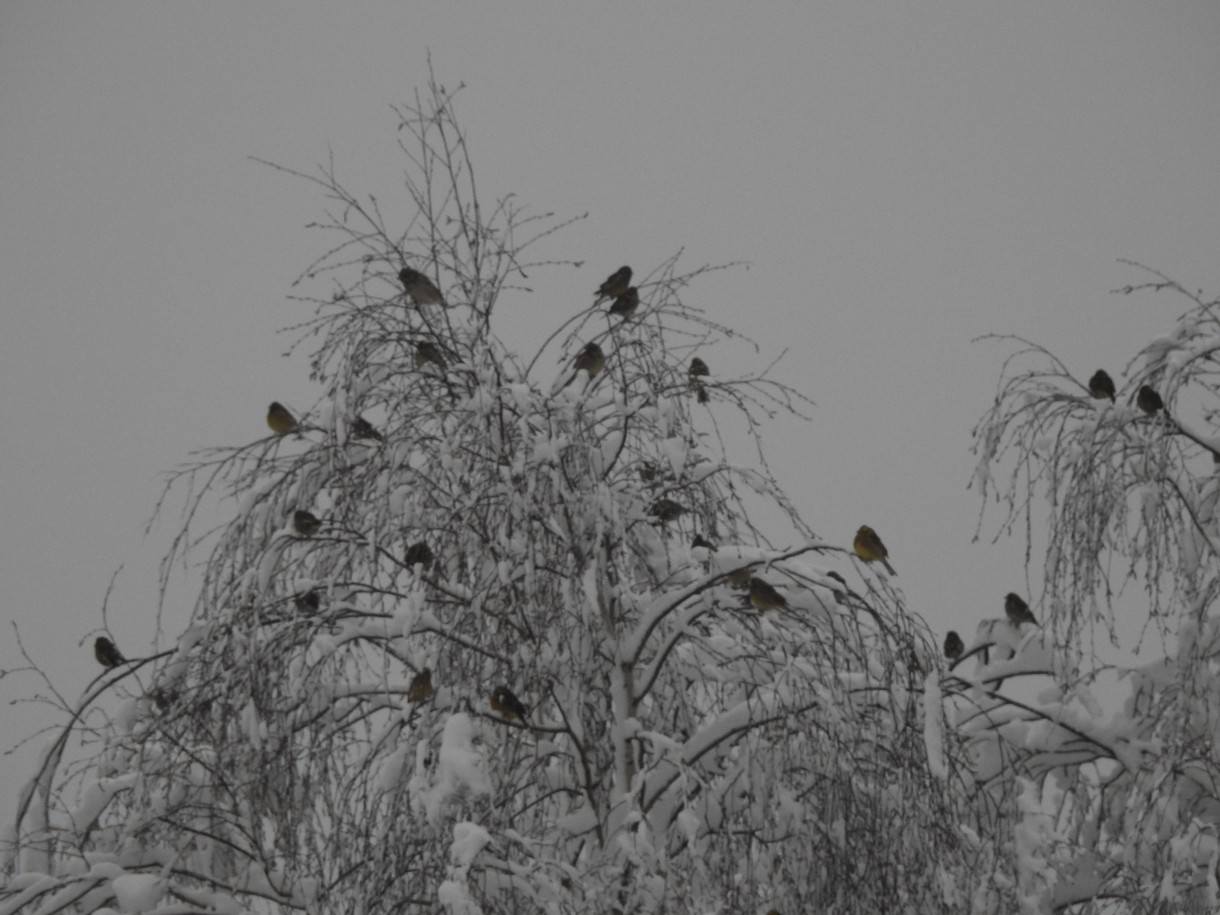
[
  {"left": 963, "top": 267, "right": 1220, "bottom": 913},
  {"left": 2, "top": 80, "right": 972, "bottom": 914}
]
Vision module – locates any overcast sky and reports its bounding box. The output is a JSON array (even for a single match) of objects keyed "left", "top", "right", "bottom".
[{"left": 3, "top": 2, "right": 1219, "bottom": 822}]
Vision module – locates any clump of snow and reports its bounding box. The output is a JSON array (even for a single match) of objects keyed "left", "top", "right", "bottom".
[
  {"left": 418, "top": 713, "right": 491, "bottom": 823},
  {"left": 111, "top": 874, "right": 165, "bottom": 913}
]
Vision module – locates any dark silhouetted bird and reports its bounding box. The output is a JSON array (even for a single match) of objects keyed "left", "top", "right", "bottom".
[
  {"left": 1136, "top": 385, "right": 1164, "bottom": 415},
  {"left": 266, "top": 402, "right": 298, "bottom": 435},
  {"left": 749, "top": 577, "right": 789, "bottom": 612},
  {"left": 573, "top": 342, "right": 606, "bottom": 379},
  {"left": 943, "top": 631, "right": 964, "bottom": 660},
  {"left": 608, "top": 286, "right": 640, "bottom": 320},
  {"left": 596, "top": 266, "right": 632, "bottom": 300},
  {"left": 1005, "top": 592, "right": 1038, "bottom": 627},
  {"left": 1088, "top": 369, "right": 1116, "bottom": 402},
  {"left": 404, "top": 541, "right": 435, "bottom": 571},
  {"left": 490, "top": 685, "right": 529, "bottom": 722},
  {"left": 648, "top": 499, "right": 686, "bottom": 522},
  {"left": 414, "top": 340, "right": 448, "bottom": 371},
  {"left": 399, "top": 267, "right": 446, "bottom": 306},
  {"left": 292, "top": 510, "right": 322, "bottom": 537},
  {"left": 94, "top": 636, "right": 126, "bottom": 669},
  {"left": 853, "top": 526, "right": 896, "bottom": 575},
  {"left": 294, "top": 590, "right": 321, "bottom": 613},
  {"left": 688, "top": 358, "right": 709, "bottom": 383},
  {"left": 408, "top": 668, "right": 435, "bottom": 704},
  {"left": 350, "top": 415, "right": 384, "bottom": 441},
  {"left": 691, "top": 534, "right": 717, "bottom": 553}
]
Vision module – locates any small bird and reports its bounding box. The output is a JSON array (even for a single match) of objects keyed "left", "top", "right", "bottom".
[
  {"left": 1005, "top": 592, "right": 1038, "bottom": 627},
  {"left": 408, "top": 668, "right": 434, "bottom": 704},
  {"left": 292, "top": 510, "right": 322, "bottom": 537},
  {"left": 1088, "top": 369, "right": 1116, "bottom": 402},
  {"left": 1136, "top": 385, "right": 1164, "bottom": 415},
  {"left": 648, "top": 498, "right": 686, "bottom": 522},
  {"left": 573, "top": 342, "right": 606, "bottom": 379},
  {"left": 853, "top": 526, "right": 897, "bottom": 575},
  {"left": 748, "top": 577, "right": 789, "bottom": 612},
  {"left": 608, "top": 286, "right": 640, "bottom": 320},
  {"left": 943, "top": 631, "right": 964, "bottom": 660},
  {"left": 490, "top": 685, "right": 529, "bottom": 722},
  {"left": 350, "top": 415, "right": 384, "bottom": 441},
  {"left": 399, "top": 267, "right": 446, "bottom": 306},
  {"left": 404, "top": 541, "right": 435, "bottom": 571},
  {"left": 294, "top": 590, "right": 321, "bottom": 613},
  {"left": 596, "top": 266, "right": 632, "bottom": 300},
  {"left": 266, "top": 402, "right": 298, "bottom": 435},
  {"left": 638, "top": 462, "right": 659, "bottom": 482},
  {"left": 414, "top": 340, "right": 448, "bottom": 371},
  {"left": 689, "top": 358, "right": 710, "bottom": 403},
  {"left": 691, "top": 534, "right": 717, "bottom": 553},
  {"left": 94, "top": 636, "right": 126, "bottom": 669}
]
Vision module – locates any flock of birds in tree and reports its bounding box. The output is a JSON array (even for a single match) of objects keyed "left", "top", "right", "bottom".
[{"left": 97, "top": 267, "right": 1166, "bottom": 729}]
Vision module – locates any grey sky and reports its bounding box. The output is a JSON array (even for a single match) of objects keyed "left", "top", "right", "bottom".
[{"left": 2, "top": 2, "right": 1219, "bottom": 821}]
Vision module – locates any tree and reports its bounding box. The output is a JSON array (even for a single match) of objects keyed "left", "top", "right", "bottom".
[
  {"left": 963, "top": 266, "right": 1220, "bottom": 913},
  {"left": 1, "top": 78, "right": 971, "bottom": 914}
]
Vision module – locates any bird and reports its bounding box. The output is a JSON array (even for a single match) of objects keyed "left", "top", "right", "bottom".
[
  {"left": 596, "top": 266, "right": 632, "bottom": 300},
  {"left": 648, "top": 498, "right": 686, "bottom": 522},
  {"left": 350, "top": 415, "right": 384, "bottom": 441},
  {"left": 1136, "top": 385, "right": 1164, "bottom": 415},
  {"left": 572, "top": 342, "right": 606, "bottom": 379},
  {"left": 1088, "top": 369, "right": 1116, "bottom": 402},
  {"left": 749, "top": 577, "right": 789, "bottom": 612},
  {"left": 404, "top": 541, "right": 435, "bottom": 571},
  {"left": 608, "top": 286, "right": 640, "bottom": 320},
  {"left": 691, "top": 534, "right": 717, "bottom": 552},
  {"left": 414, "top": 340, "right": 448, "bottom": 371},
  {"left": 688, "top": 357, "right": 709, "bottom": 383},
  {"left": 292, "top": 510, "right": 322, "bottom": 537},
  {"left": 638, "top": 463, "right": 660, "bottom": 482},
  {"left": 853, "top": 525, "right": 897, "bottom": 575},
  {"left": 266, "top": 402, "right": 298, "bottom": 435},
  {"left": 94, "top": 636, "right": 126, "bottom": 669},
  {"left": 399, "top": 267, "right": 446, "bottom": 306},
  {"left": 490, "top": 685, "right": 529, "bottom": 722},
  {"left": 294, "top": 590, "right": 321, "bottom": 613},
  {"left": 943, "top": 631, "right": 964, "bottom": 660},
  {"left": 408, "top": 668, "right": 434, "bottom": 704},
  {"left": 1005, "top": 592, "right": 1038, "bottom": 627}
]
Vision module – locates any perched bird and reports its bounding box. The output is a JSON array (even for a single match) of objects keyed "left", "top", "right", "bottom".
[
  {"left": 749, "top": 577, "right": 789, "bottom": 612},
  {"left": 1005, "top": 592, "right": 1038, "bottom": 627},
  {"left": 414, "top": 340, "right": 448, "bottom": 371},
  {"left": 638, "top": 462, "right": 660, "bottom": 483},
  {"left": 648, "top": 498, "right": 686, "bottom": 522},
  {"left": 94, "top": 636, "right": 126, "bottom": 669},
  {"left": 943, "top": 630, "right": 964, "bottom": 660},
  {"left": 350, "top": 415, "right": 384, "bottom": 441},
  {"left": 689, "top": 358, "right": 710, "bottom": 403},
  {"left": 408, "top": 668, "right": 435, "bottom": 704},
  {"left": 608, "top": 286, "right": 640, "bottom": 320},
  {"left": 399, "top": 267, "right": 446, "bottom": 306},
  {"left": 294, "top": 590, "right": 321, "bottom": 613},
  {"left": 572, "top": 342, "right": 606, "bottom": 379},
  {"left": 292, "top": 510, "right": 322, "bottom": 537},
  {"left": 490, "top": 685, "right": 529, "bottom": 722},
  {"left": 1088, "top": 369, "right": 1116, "bottom": 402},
  {"left": 1136, "top": 385, "right": 1164, "bottom": 415},
  {"left": 266, "top": 402, "right": 298, "bottom": 435},
  {"left": 404, "top": 541, "right": 435, "bottom": 571},
  {"left": 596, "top": 266, "right": 633, "bottom": 300},
  {"left": 853, "top": 525, "right": 897, "bottom": 575},
  {"left": 691, "top": 534, "right": 717, "bottom": 553}
]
